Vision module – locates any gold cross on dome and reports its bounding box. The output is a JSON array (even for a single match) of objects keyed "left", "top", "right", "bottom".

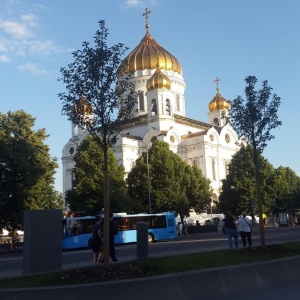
[
  {"left": 142, "top": 8, "right": 151, "bottom": 31},
  {"left": 214, "top": 77, "right": 220, "bottom": 92}
]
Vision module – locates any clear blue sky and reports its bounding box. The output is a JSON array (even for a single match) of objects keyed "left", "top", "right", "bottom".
[{"left": 1, "top": 0, "right": 299, "bottom": 193}]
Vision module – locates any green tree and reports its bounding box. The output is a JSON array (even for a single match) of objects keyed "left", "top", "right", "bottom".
[
  {"left": 65, "top": 136, "right": 130, "bottom": 215},
  {"left": 272, "top": 166, "right": 300, "bottom": 212},
  {"left": 219, "top": 146, "right": 275, "bottom": 217},
  {"left": 126, "top": 156, "right": 148, "bottom": 213},
  {"left": 127, "top": 140, "right": 210, "bottom": 218},
  {"left": 58, "top": 20, "right": 136, "bottom": 266},
  {"left": 227, "top": 76, "right": 282, "bottom": 248},
  {"left": 150, "top": 141, "right": 186, "bottom": 213},
  {"left": 291, "top": 188, "right": 300, "bottom": 211},
  {"left": 0, "top": 110, "right": 63, "bottom": 233},
  {"left": 183, "top": 165, "right": 211, "bottom": 212}
]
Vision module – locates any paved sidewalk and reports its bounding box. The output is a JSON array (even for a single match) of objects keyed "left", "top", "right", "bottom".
[{"left": 1, "top": 226, "right": 300, "bottom": 300}]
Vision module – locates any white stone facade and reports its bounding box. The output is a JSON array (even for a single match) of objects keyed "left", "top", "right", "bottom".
[{"left": 61, "top": 27, "right": 239, "bottom": 203}]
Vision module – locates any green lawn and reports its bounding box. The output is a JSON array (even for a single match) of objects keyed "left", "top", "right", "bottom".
[{"left": 1, "top": 241, "right": 299, "bottom": 288}]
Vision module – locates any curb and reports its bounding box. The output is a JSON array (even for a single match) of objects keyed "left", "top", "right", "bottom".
[{"left": 0, "top": 255, "right": 300, "bottom": 300}]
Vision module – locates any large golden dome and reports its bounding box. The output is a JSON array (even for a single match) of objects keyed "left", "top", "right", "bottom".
[
  {"left": 146, "top": 65, "right": 171, "bottom": 91},
  {"left": 119, "top": 9, "right": 182, "bottom": 75},
  {"left": 120, "top": 33, "right": 182, "bottom": 75},
  {"left": 208, "top": 92, "right": 230, "bottom": 112}
]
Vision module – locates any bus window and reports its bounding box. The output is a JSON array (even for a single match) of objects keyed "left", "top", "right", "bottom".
[{"left": 62, "top": 216, "right": 95, "bottom": 250}]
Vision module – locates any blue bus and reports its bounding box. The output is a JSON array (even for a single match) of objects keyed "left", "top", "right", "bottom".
[
  {"left": 62, "top": 212, "right": 177, "bottom": 250},
  {"left": 62, "top": 216, "right": 95, "bottom": 250},
  {"left": 112, "top": 212, "right": 177, "bottom": 244}
]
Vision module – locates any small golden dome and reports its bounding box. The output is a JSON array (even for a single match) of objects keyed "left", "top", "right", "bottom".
[
  {"left": 209, "top": 77, "right": 230, "bottom": 112},
  {"left": 73, "top": 95, "right": 93, "bottom": 115},
  {"left": 119, "top": 32, "right": 182, "bottom": 75},
  {"left": 208, "top": 92, "right": 230, "bottom": 112},
  {"left": 146, "top": 66, "right": 171, "bottom": 91}
]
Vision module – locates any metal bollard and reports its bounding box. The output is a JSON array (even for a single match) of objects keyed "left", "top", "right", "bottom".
[{"left": 136, "top": 222, "right": 148, "bottom": 260}]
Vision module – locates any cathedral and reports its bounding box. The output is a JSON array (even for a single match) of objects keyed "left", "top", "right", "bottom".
[{"left": 62, "top": 9, "right": 239, "bottom": 204}]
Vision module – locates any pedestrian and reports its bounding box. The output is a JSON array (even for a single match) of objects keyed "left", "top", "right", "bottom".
[
  {"left": 109, "top": 212, "right": 119, "bottom": 262},
  {"left": 91, "top": 216, "right": 103, "bottom": 263},
  {"left": 222, "top": 211, "right": 238, "bottom": 248},
  {"left": 196, "top": 220, "right": 201, "bottom": 234},
  {"left": 236, "top": 212, "right": 252, "bottom": 247},
  {"left": 179, "top": 222, "right": 183, "bottom": 235},
  {"left": 183, "top": 221, "right": 189, "bottom": 236}
]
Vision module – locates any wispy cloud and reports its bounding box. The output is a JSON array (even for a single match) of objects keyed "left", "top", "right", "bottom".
[
  {"left": 0, "top": 13, "right": 37, "bottom": 39},
  {"left": 27, "top": 40, "right": 61, "bottom": 55},
  {"left": 124, "top": 0, "right": 141, "bottom": 7},
  {"left": 0, "top": 54, "right": 10, "bottom": 63},
  {"left": 18, "top": 62, "right": 48, "bottom": 76},
  {"left": 0, "top": 1, "right": 63, "bottom": 74},
  {"left": 123, "top": 0, "right": 157, "bottom": 9}
]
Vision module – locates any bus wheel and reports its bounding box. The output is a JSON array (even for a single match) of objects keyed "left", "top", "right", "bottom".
[{"left": 148, "top": 233, "right": 154, "bottom": 243}]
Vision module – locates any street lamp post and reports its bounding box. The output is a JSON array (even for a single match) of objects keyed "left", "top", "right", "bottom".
[
  {"left": 143, "top": 133, "right": 163, "bottom": 214},
  {"left": 146, "top": 148, "right": 151, "bottom": 214},
  {"left": 210, "top": 199, "right": 213, "bottom": 223}
]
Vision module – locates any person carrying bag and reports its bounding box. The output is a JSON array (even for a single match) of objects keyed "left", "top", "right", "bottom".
[{"left": 236, "top": 211, "right": 252, "bottom": 248}]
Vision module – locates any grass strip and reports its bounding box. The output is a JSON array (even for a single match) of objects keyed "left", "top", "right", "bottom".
[{"left": 1, "top": 241, "right": 300, "bottom": 289}]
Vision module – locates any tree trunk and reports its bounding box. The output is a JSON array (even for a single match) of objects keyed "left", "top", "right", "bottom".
[
  {"left": 102, "top": 140, "right": 110, "bottom": 268},
  {"left": 254, "top": 157, "right": 266, "bottom": 248}
]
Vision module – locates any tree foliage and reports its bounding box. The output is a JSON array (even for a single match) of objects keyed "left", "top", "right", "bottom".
[
  {"left": 272, "top": 166, "right": 300, "bottom": 212},
  {"left": 219, "top": 146, "right": 275, "bottom": 216},
  {"left": 58, "top": 20, "right": 136, "bottom": 149},
  {"left": 227, "top": 76, "right": 282, "bottom": 248},
  {"left": 58, "top": 20, "right": 136, "bottom": 266},
  {"left": 0, "top": 110, "right": 63, "bottom": 232},
  {"left": 65, "top": 136, "right": 130, "bottom": 215},
  {"left": 127, "top": 141, "right": 210, "bottom": 218},
  {"left": 228, "top": 76, "right": 282, "bottom": 153},
  {"left": 220, "top": 146, "right": 300, "bottom": 218}
]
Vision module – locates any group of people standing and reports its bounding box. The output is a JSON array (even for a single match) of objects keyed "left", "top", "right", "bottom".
[
  {"left": 91, "top": 212, "right": 118, "bottom": 263},
  {"left": 222, "top": 211, "right": 253, "bottom": 249}
]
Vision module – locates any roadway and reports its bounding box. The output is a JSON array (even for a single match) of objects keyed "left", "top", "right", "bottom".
[{"left": 1, "top": 225, "right": 300, "bottom": 279}]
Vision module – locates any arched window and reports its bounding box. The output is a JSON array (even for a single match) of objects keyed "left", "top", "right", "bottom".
[
  {"left": 212, "top": 159, "right": 216, "bottom": 181},
  {"left": 138, "top": 93, "right": 144, "bottom": 111},
  {"left": 176, "top": 94, "right": 180, "bottom": 112},
  {"left": 151, "top": 99, "right": 157, "bottom": 114},
  {"left": 166, "top": 99, "right": 170, "bottom": 115},
  {"left": 73, "top": 124, "right": 79, "bottom": 135},
  {"left": 71, "top": 169, "right": 76, "bottom": 187},
  {"left": 213, "top": 118, "right": 219, "bottom": 126}
]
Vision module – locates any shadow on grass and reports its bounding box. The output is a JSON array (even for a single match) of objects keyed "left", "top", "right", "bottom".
[{"left": 0, "top": 241, "right": 299, "bottom": 289}]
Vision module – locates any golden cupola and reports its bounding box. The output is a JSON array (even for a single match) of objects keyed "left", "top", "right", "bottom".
[
  {"left": 73, "top": 95, "right": 93, "bottom": 115},
  {"left": 208, "top": 77, "right": 230, "bottom": 112},
  {"left": 119, "top": 8, "right": 182, "bottom": 75},
  {"left": 146, "top": 63, "right": 171, "bottom": 91}
]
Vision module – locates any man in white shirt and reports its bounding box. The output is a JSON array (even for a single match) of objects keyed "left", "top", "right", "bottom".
[{"left": 236, "top": 211, "right": 252, "bottom": 247}]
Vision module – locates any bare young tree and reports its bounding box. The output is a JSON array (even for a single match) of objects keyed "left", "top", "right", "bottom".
[
  {"left": 226, "top": 76, "right": 282, "bottom": 248},
  {"left": 58, "top": 20, "right": 136, "bottom": 266}
]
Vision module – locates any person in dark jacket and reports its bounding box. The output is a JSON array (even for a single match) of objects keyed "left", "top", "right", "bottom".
[
  {"left": 91, "top": 216, "right": 103, "bottom": 263},
  {"left": 109, "top": 212, "right": 118, "bottom": 261},
  {"left": 222, "top": 211, "right": 238, "bottom": 248}
]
